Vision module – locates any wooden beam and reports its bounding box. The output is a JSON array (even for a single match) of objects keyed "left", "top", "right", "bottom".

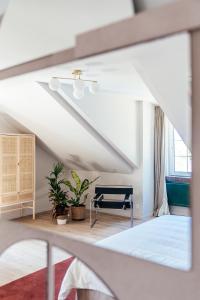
[
  {"left": 0, "top": 48, "right": 74, "bottom": 80},
  {"left": 191, "top": 28, "right": 200, "bottom": 271},
  {"left": 75, "top": 0, "right": 200, "bottom": 58},
  {"left": 0, "top": 1, "right": 200, "bottom": 80},
  {"left": 1, "top": 2, "right": 200, "bottom": 300}
]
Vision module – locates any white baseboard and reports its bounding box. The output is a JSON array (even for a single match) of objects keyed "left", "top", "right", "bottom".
[{"left": 170, "top": 206, "right": 191, "bottom": 216}]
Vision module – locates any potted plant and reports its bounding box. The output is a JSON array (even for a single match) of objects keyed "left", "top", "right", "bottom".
[
  {"left": 65, "top": 170, "right": 99, "bottom": 221},
  {"left": 46, "top": 162, "right": 69, "bottom": 224}
]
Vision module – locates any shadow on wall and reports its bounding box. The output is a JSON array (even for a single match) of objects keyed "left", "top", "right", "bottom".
[
  {"left": 65, "top": 154, "right": 93, "bottom": 171},
  {"left": 90, "top": 162, "right": 118, "bottom": 173},
  {"left": 65, "top": 155, "right": 121, "bottom": 173}
]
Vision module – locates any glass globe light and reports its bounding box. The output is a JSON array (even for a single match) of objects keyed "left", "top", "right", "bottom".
[
  {"left": 73, "top": 79, "right": 85, "bottom": 91},
  {"left": 49, "top": 78, "right": 61, "bottom": 91},
  {"left": 73, "top": 88, "right": 84, "bottom": 99},
  {"left": 89, "top": 81, "right": 98, "bottom": 94}
]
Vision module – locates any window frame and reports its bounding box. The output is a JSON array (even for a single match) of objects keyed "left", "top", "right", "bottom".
[{"left": 168, "top": 124, "right": 192, "bottom": 177}]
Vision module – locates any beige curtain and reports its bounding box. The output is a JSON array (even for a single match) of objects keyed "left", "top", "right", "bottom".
[{"left": 154, "top": 106, "right": 170, "bottom": 216}]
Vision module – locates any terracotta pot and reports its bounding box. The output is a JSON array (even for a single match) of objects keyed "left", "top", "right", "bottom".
[{"left": 71, "top": 206, "right": 86, "bottom": 221}]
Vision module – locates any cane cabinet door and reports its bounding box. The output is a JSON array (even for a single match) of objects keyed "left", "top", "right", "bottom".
[
  {"left": 19, "top": 135, "right": 35, "bottom": 202},
  {"left": 0, "top": 135, "right": 18, "bottom": 205}
]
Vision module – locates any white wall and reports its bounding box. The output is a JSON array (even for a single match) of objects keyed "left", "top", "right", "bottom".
[
  {"left": 0, "top": 0, "right": 10, "bottom": 17},
  {"left": 69, "top": 101, "right": 155, "bottom": 220},
  {"left": 51, "top": 91, "right": 154, "bottom": 219},
  {"left": 62, "top": 85, "right": 140, "bottom": 165},
  {"left": 0, "top": 97, "right": 155, "bottom": 221},
  {"left": 0, "top": 104, "right": 140, "bottom": 219},
  {"left": 0, "top": 113, "right": 56, "bottom": 219},
  {"left": 141, "top": 102, "right": 155, "bottom": 218},
  {"left": 0, "top": 69, "right": 155, "bottom": 220}
]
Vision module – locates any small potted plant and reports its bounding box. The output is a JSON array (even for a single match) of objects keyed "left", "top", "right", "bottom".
[
  {"left": 46, "top": 162, "right": 69, "bottom": 224},
  {"left": 65, "top": 170, "right": 99, "bottom": 221}
]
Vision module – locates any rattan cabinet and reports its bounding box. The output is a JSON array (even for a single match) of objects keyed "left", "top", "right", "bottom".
[{"left": 0, "top": 134, "right": 35, "bottom": 219}]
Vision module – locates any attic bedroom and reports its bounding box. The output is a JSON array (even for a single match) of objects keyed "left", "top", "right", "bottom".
[{"left": 0, "top": 1, "right": 196, "bottom": 300}]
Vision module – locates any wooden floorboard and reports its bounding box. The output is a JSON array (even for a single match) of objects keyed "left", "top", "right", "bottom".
[{"left": 15, "top": 210, "right": 147, "bottom": 243}]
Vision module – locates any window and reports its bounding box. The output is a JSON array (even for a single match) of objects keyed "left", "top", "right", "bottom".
[{"left": 169, "top": 128, "right": 192, "bottom": 176}]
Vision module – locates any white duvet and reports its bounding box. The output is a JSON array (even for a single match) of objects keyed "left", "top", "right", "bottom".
[{"left": 58, "top": 215, "right": 191, "bottom": 300}]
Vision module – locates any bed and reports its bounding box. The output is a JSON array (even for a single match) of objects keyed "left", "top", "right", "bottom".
[{"left": 58, "top": 215, "right": 191, "bottom": 300}]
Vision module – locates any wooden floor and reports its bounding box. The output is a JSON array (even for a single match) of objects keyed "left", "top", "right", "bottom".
[
  {"left": 0, "top": 211, "right": 149, "bottom": 286},
  {"left": 16, "top": 210, "right": 146, "bottom": 243}
]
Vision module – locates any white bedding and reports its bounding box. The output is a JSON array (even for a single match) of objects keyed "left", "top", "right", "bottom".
[{"left": 58, "top": 215, "right": 191, "bottom": 300}]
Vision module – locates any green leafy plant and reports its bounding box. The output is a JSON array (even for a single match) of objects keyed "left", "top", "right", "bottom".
[
  {"left": 65, "top": 170, "right": 100, "bottom": 207},
  {"left": 46, "top": 162, "right": 68, "bottom": 217}
]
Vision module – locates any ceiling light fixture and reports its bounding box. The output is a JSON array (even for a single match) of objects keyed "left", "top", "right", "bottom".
[{"left": 49, "top": 69, "right": 98, "bottom": 99}]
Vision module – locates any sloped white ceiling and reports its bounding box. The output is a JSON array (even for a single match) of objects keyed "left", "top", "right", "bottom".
[
  {"left": 43, "top": 32, "right": 190, "bottom": 148},
  {"left": 82, "top": 32, "right": 189, "bottom": 148},
  {"left": 0, "top": 0, "right": 133, "bottom": 69},
  {"left": 0, "top": 78, "right": 134, "bottom": 173},
  {"left": 131, "top": 33, "right": 191, "bottom": 148}
]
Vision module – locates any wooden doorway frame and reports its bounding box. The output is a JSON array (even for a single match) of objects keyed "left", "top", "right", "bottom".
[{"left": 0, "top": 1, "right": 200, "bottom": 299}]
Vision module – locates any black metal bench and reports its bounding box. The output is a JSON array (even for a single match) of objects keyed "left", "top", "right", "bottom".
[{"left": 90, "top": 185, "right": 134, "bottom": 228}]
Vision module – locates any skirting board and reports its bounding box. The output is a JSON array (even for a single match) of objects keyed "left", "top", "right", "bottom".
[{"left": 170, "top": 206, "right": 191, "bottom": 217}]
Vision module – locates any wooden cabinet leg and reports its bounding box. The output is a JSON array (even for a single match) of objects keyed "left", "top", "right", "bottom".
[{"left": 33, "top": 201, "right": 36, "bottom": 220}]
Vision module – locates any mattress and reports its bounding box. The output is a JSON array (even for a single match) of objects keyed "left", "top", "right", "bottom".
[{"left": 58, "top": 215, "right": 191, "bottom": 300}]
